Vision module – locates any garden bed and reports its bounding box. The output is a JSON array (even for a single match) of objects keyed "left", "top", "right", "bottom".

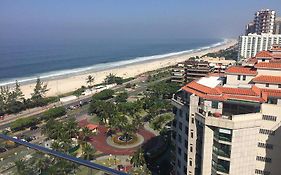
[{"left": 112, "top": 134, "right": 138, "bottom": 145}]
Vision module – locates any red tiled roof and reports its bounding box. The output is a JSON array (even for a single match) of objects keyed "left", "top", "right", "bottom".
[
  {"left": 255, "top": 62, "right": 281, "bottom": 69},
  {"left": 182, "top": 81, "right": 264, "bottom": 103},
  {"left": 216, "top": 87, "right": 258, "bottom": 96},
  {"left": 255, "top": 51, "right": 272, "bottom": 58},
  {"left": 252, "top": 75, "right": 281, "bottom": 84},
  {"left": 225, "top": 94, "right": 265, "bottom": 102},
  {"left": 225, "top": 66, "right": 257, "bottom": 75},
  {"left": 246, "top": 57, "right": 258, "bottom": 64},
  {"left": 261, "top": 89, "right": 281, "bottom": 97},
  {"left": 86, "top": 124, "right": 98, "bottom": 130},
  {"left": 185, "top": 81, "right": 220, "bottom": 95},
  {"left": 271, "top": 47, "right": 281, "bottom": 51}
]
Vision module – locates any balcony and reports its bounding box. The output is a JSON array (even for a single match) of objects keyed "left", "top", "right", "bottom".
[
  {"left": 212, "top": 159, "right": 230, "bottom": 174},
  {"left": 171, "top": 94, "right": 186, "bottom": 109},
  {"left": 197, "top": 105, "right": 232, "bottom": 120}
]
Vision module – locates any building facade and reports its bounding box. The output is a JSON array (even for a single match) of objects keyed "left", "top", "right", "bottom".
[
  {"left": 171, "top": 61, "right": 210, "bottom": 84},
  {"left": 238, "top": 33, "right": 281, "bottom": 59},
  {"left": 171, "top": 48, "right": 281, "bottom": 175},
  {"left": 274, "top": 17, "right": 281, "bottom": 34},
  {"left": 254, "top": 9, "right": 276, "bottom": 34}
]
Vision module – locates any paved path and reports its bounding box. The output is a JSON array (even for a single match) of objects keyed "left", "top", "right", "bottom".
[{"left": 79, "top": 119, "right": 155, "bottom": 155}]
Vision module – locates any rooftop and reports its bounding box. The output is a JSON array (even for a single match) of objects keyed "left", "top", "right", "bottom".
[
  {"left": 252, "top": 75, "right": 281, "bottom": 84},
  {"left": 225, "top": 66, "right": 257, "bottom": 75},
  {"left": 255, "top": 51, "right": 272, "bottom": 58},
  {"left": 197, "top": 76, "right": 222, "bottom": 88},
  {"left": 255, "top": 62, "right": 281, "bottom": 69},
  {"left": 182, "top": 77, "right": 266, "bottom": 103}
]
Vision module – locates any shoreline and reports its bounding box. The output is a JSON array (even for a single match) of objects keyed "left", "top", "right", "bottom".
[{"left": 9, "top": 39, "right": 237, "bottom": 98}]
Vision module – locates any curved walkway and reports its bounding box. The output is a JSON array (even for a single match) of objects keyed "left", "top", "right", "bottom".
[{"left": 79, "top": 119, "right": 155, "bottom": 155}]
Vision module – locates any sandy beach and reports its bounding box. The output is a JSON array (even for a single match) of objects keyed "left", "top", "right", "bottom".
[{"left": 17, "top": 39, "right": 237, "bottom": 98}]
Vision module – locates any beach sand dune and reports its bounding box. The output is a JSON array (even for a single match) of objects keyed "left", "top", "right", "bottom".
[{"left": 18, "top": 39, "right": 237, "bottom": 98}]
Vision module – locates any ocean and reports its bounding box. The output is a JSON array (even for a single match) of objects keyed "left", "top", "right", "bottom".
[{"left": 0, "top": 38, "right": 224, "bottom": 85}]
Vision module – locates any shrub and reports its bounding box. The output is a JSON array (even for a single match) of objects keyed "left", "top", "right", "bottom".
[
  {"left": 115, "top": 92, "right": 128, "bottom": 103},
  {"left": 11, "top": 116, "right": 39, "bottom": 132},
  {"left": 92, "top": 89, "right": 114, "bottom": 101},
  {"left": 41, "top": 106, "right": 66, "bottom": 120}
]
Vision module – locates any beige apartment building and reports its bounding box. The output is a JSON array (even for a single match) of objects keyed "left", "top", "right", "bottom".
[{"left": 171, "top": 46, "right": 281, "bottom": 175}]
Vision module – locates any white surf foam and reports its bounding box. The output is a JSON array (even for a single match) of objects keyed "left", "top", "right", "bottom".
[{"left": 0, "top": 39, "right": 228, "bottom": 86}]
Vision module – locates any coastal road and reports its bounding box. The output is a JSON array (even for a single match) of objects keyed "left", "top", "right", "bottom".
[{"left": 0, "top": 75, "right": 170, "bottom": 131}]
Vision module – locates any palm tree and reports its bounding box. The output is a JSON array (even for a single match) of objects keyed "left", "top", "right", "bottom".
[
  {"left": 82, "top": 143, "right": 96, "bottom": 175},
  {"left": 130, "top": 148, "right": 146, "bottom": 168},
  {"left": 65, "top": 118, "right": 79, "bottom": 138},
  {"left": 15, "top": 160, "right": 28, "bottom": 175},
  {"left": 86, "top": 75, "right": 95, "bottom": 88}
]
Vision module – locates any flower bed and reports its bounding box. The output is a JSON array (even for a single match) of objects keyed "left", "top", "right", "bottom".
[{"left": 112, "top": 134, "right": 138, "bottom": 145}]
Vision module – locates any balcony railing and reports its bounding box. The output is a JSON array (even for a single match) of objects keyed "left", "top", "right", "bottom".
[
  {"left": 172, "top": 93, "right": 187, "bottom": 107},
  {"left": 213, "top": 148, "right": 231, "bottom": 158},
  {"left": 198, "top": 105, "right": 232, "bottom": 120}
]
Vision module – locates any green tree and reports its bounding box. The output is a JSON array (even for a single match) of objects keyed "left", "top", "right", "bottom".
[
  {"left": 15, "top": 160, "right": 32, "bottom": 175},
  {"left": 14, "top": 80, "right": 24, "bottom": 101},
  {"left": 130, "top": 148, "right": 146, "bottom": 168},
  {"left": 31, "top": 78, "right": 49, "bottom": 105},
  {"left": 86, "top": 75, "right": 95, "bottom": 88},
  {"left": 104, "top": 73, "right": 123, "bottom": 85},
  {"left": 115, "top": 91, "right": 128, "bottom": 103}
]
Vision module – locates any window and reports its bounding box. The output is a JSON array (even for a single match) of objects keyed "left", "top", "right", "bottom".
[
  {"left": 256, "top": 156, "right": 272, "bottom": 163},
  {"left": 178, "top": 147, "right": 182, "bottom": 155},
  {"left": 259, "top": 129, "right": 275, "bottom": 135},
  {"left": 179, "top": 122, "right": 183, "bottom": 130},
  {"left": 266, "top": 83, "right": 269, "bottom": 87},
  {"left": 262, "top": 59, "right": 266, "bottom": 62},
  {"left": 190, "top": 146, "right": 193, "bottom": 152},
  {"left": 262, "top": 115, "right": 277, "bottom": 121},
  {"left": 189, "top": 160, "right": 192, "bottom": 166},
  {"left": 179, "top": 109, "right": 183, "bottom": 118},
  {"left": 185, "top": 126, "right": 189, "bottom": 135},
  {"left": 278, "top": 84, "right": 281, "bottom": 88},
  {"left": 191, "top": 118, "right": 194, "bottom": 124},
  {"left": 191, "top": 131, "right": 194, "bottom": 138},
  {"left": 258, "top": 142, "right": 273, "bottom": 149},
  {"left": 243, "top": 75, "right": 246, "bottom": 81},
  {"left": 255, "top": 169, "right": 270, "bottom": 175},
  {"left": 178, "top": 134, "right": 182, "bottom": 143},
  {"left": 212, "top": 101, "right": 219, "bottom": 109},
  {"left": 177, "top": 159, "right": 181, "bottom": 168},
  {"left": 237, "top": 75, "right": 241, "bottom": 80}
]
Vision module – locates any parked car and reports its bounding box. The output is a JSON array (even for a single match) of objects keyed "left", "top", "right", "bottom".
[{"left": 30, "top": 126, "right": 39, "bottom": 130}]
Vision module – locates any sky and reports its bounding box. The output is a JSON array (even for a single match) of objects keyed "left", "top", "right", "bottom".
[{"left": 0, "top": 0, "right": 281, "bottom": 42}]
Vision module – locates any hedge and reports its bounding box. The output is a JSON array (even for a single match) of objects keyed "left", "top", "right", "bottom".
[{"left": 41, "top": 106, "right": 66, "bottom": 120}]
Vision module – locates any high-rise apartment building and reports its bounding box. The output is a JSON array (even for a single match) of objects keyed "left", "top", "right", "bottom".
[
  {"left": 246, "top": 22, "right": 256, "bottom": 35},
  {"left": 254, "top": 9, "right": 276, "bottom": 34},
  {"left": 238, "top": 33, "right": 281, "bottom": 59},
  {"left": 274, "top": 17, "right": 281, "bottom": 34},
  {"left": 240, "top": 10, "right": 280, "bottom": 60},
  {"left": 171, "top": 47, "right": 281, "bottom": 175}
]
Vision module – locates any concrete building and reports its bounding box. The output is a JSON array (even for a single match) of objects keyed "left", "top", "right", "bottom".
[
  {"left": 254, "top": 9, "right": 276, "bottom": 35},
  {"left": 171, "top": 60, "right": 210, "bottom": 84},
  {"left": 238, "top": 33, "right": 281, "bottom": 59},
  {"left": 200, "top": 57, "right": 236, "bottom": 74},
  {"left": 274, "top": 17, "right": 281, "bottom": 34},
  {"left": 171, "top": 58, "right": 235, "bottom": 84},
  {"left": 171, "top": 48, "right": 281, "bottom": 175},
  {"left": 246, "top": 22, "right": 256, "bottom": 35}
]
